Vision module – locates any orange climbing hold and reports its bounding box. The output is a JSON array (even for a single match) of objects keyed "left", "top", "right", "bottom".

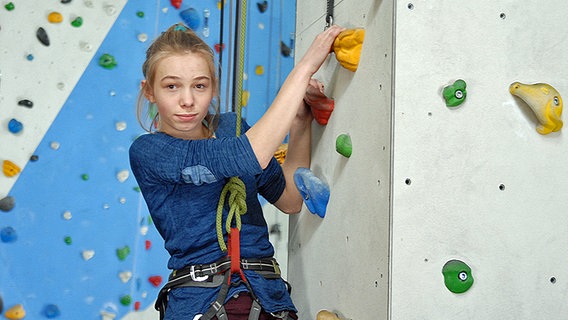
[
  {"left": 48, "top": 11, "right": 63, "bottom": 23},
  {"left": 5, "top": 304, "right": 26, "bottom": 320},
  {"left": 332, "top": 28, "right": 365, "bottom": 72},
  {"left": 2, "top": 160, "right": 21, "bottom": 177}
]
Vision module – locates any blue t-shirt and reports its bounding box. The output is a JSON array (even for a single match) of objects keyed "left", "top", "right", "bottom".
[{"left": 129, "top": 113, "right": 296, "bottom": 318}]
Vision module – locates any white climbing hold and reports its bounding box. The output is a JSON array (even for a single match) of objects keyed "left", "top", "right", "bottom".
[
  {"left": 62, "top": 210, "right": 72, "bottom": 220},
  {"left": 82, "top": 250, "right": 95, "bottom": 261},
  {"left": 119, "top": 271, "right": 132, "bottom": 283},
  {"left": 116, "top": 170, "right": 129, "bottom": 182},
  {"left": 115, "top": 121, "right": 127, "bottom": 131}
]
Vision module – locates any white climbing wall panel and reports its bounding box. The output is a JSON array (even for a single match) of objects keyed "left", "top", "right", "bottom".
[
  {"left": 0, "top": 0, "right": 126, "bottom": 198},
  {"left": 290, "top": 1, "right": 568, "bottom": 319}
]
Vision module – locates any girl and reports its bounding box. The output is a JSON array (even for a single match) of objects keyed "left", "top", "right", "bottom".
[{"left": 130, "top": 23, "right": 343, "bottom": 320}]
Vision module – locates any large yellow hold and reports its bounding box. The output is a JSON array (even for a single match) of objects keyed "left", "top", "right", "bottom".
[
  {"left": 332, "top": 28, "right": 365, "bottom": 72},
  {"left": 5, "top": 304, "right": 26, "bottom": 320},
  {"left": 509, "top": 82, "right": 563, "bottom": 135}
]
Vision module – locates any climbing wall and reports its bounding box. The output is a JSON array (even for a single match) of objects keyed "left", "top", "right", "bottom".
[
  {"left": 0, "top": 0, "right": 296, "bottom": 319},
  {"left": 290, "top": 1, "right": 568, "bottom": 319}
]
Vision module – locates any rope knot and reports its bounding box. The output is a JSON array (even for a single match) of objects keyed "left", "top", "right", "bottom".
[{"left": 216, "top": 177, "right": 247, "bottom": 251}]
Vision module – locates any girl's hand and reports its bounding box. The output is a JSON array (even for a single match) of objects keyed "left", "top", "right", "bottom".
[
  {"left": 297, "top": 25, "right": 345, "bottom": 76},
  {"left": 304, "top": 79, "right": 334, "bottom": 125}
]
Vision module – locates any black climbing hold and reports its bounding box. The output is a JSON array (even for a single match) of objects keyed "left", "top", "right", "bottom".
[
  {"left": 257, "top": 1, "right": 268, "bottom": 13},
  {"left": 280, "top": 41, "right": 291, "bottom": 57},
  {"left": 61, "top": 0, "right": 72, "bottom": 3},
  {"left": 30, "top": 155, "right": 39, "bottom": 162},
  {"left": 0, "top": 294, "right": 3, "bottom": 313},
  {"left": 36, "top": 27, "right": 50, "bottom": 46},
  {"left": 0, "top": 196, "right": 15, "bottom": 212},
  {"left": 18, "top": 99, "right": 33, "bottom": 108}
]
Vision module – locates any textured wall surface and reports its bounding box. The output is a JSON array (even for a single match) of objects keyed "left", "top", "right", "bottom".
[
  {"left": 290, "top": 1, "right": 568, "bottom": 319},
  {"left": 0, "top": 0, "right": 295, "bottom": 319}
]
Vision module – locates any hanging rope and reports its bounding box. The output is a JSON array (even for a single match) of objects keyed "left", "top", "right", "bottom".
[{"left": 216, "top": 0, "right": 248, "bottom": 252}]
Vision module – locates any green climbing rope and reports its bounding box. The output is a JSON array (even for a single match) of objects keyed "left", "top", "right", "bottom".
[{"left": 216, "top": 0, "right": 248, "bottom": 252}]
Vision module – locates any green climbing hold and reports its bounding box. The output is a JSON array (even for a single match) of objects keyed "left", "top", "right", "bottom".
[
  {"left": 116, "top": 246, "right": 130, "bottom": 260},
  {"left": 5, "top": 2, "right": 15, "bottom": 10},
  {"left": 81, "top": 174, "right": 89, "bottom": 181},
  {"left": 335, "top": 133, "right": 352, "bottom": 158},
  {"left": 133, "top": 186, "right": 141, "bottom": 192},
  {"left": 98, "top": 53, "right": 117, "bottom": 69},
  {"left": 71, "top": 16, "right": 83, "bottom": 27},
  {"left": 64, "top": 236, "right": 72, "bottom": 245},
  {"left": 443, "top": 79, "right": 467, "bottom": 107},
  {"left": 119, "top": 294, "right": 132, "bottom": 306},
  {"left": 136, "top": 11, "right": 144, "bottom": 18},
  {"left": 442, "top": 259, "right": 474, "bottom": 294}
]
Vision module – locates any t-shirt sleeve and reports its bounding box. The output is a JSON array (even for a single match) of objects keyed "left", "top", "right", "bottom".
[
  {"left": 256, "top": 157, "right": 286, "bottom": 204},
  {"left": 129, "top": 132, "right": 263, "bottom": 186}
]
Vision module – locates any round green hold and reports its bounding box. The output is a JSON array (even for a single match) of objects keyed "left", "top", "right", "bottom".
[
  {"left": 99, "top": 53, "right": 117, "bottom": 69},
  {"left": 136, "top": 11, "right": 144, "bottom": 18},
  {"left": 64, "top": 236, "right": 72, "bottom": 245},
  {"left": 120, "top": 294, "right": 132, "bottom": 306},
  {"left": 442, "top": 79, "right": 467, "bottom": 107},
  {"left": 442, "top": 259, "right": 474, "bottom": 293},
  {"left": 81, "top": 174, "right": 89, "bottom": 181},
  {"left": 71, "top": 16, "right": 83, "bottom": 27},
  {"left": 335, "top": 134, "right": 352, "bottom": 158},
  {"left": 5, "top": 2, "right": 15, "bottom": 11}
]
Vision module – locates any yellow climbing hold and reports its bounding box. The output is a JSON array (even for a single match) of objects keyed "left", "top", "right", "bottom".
[
  {"left": 332, "top": 28, "right": 365, "bottom": 72},
  {"left": 241, "top": 90, "right": 250, "bottom": 107},
  {"left": 274, "top": 143, "right": 288, "bottom": 165},
  {"left": 509, "top": 82, "right": 563, "bottom": 135},
  {"left": 48, "top": 11, "right": 63, "bottom": 23},
  {"left": 3, "top": 160, "right": 21, "bottom": 177},
  {"left": 255, "top": 65, "right": 264, "bottom": 75},
  {"left": 316, "top": 310, "right": 341, "bottom": 320},
  {"left": 5, "top": 304, "right": 26, "bottom": 320}
]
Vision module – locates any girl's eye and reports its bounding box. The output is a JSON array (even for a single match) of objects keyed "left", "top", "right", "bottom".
[
  {"left": 195, "top": 83, "right": 206, "bottom": 89},
  {"left": 166, "top": 84, "right": 177, "bottom": 89}
]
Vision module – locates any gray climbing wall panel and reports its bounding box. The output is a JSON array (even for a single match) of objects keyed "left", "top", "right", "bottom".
[
  {"left": 290, "top": 1, "right": 568, "bottom": 319},
  {"left": 289, "top": 0, "right": 393, "bottom": 319}
]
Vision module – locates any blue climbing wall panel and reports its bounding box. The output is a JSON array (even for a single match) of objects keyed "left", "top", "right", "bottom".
[{"left": 0, "top": 0, "right": 295, "bottom": 319}]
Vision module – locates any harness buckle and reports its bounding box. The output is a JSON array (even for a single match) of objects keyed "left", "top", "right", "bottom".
[{"left": 190, "top": 265, "right": 209, "bottom": 282}]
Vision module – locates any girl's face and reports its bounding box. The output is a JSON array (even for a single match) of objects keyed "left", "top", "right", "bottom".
[{"left": 144, "top": 52, "right": 215, "bottom": 140}]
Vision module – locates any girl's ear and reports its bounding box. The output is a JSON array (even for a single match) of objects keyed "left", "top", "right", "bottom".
[{"left": 141, "top": 80, "right": 156, "bottom": 103}]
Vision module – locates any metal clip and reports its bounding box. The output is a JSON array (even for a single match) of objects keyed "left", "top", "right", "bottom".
[{"left": 190, "top": 265, "right": 209, "bottom": 282}]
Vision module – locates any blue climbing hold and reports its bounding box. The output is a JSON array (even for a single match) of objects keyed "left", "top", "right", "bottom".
[
  {"left": 293, "top": 168, "right": 330, "bottom": 218},
  {"left": 8, "top": 118, "right": 23, "bottom": 134},
  {"left": 180, "top": 8, "right": 200, "bottom": 30},
  {"left": 43, "top": 304, "right": 61, "bottom": 318},
  {"left": 1, "top": 226, "right": 17, "bottom": 243}
]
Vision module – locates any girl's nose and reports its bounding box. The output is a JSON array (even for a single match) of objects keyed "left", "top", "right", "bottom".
[{"left": 180, "top": 89, "right": 193, "bottom": 107}]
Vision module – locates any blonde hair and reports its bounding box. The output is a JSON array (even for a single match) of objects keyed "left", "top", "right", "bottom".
[{"left": 136, "top": 23, "right": 220, "bottom": 135}]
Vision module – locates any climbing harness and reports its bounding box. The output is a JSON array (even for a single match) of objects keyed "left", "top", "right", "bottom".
[{"left": 155, "top": 257, "right": 289, "bottom": 320}]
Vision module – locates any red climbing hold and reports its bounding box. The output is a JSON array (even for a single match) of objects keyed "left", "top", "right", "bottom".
[
  {"left": 304, "top": 79, "right": 335, "bottom": 125},
  {"left": 170, "top": 0, "right": 182, "bottom": 9},
  {"left": 214, "top": 43, "right": 225, "bottom": 53},
  {"left": 134, "top": 301, "right": 141, "bottom": 311},
  {"left": 148, "top": 275, "right": 162, "bottom": 287},
  {"left": 145, "top": 239, "right": 151, "bottom": 250}
]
